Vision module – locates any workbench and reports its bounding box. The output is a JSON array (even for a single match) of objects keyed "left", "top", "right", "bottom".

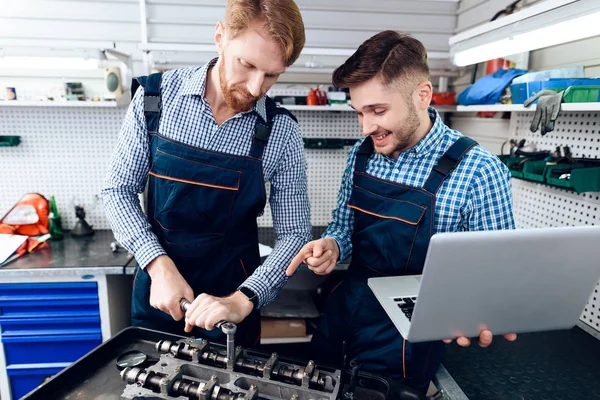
[
  {"left": 3, "top": 230, "right": 598, "bottom": 400},
  {"left": 0, "top": 228, "right": 338, "bottom": 400},
  {"left": 0, "top": 230, "right": 135, "bottom": 400}
]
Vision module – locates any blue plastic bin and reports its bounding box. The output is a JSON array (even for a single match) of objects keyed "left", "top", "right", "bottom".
[
  {"left": 511, "top": 78, "right": 600, "bottom": 104},
  {"left": 7, "top": 363, "right": 68, "bottom": 399}
]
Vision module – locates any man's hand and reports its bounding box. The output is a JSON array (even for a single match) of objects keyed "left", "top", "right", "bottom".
[
  {"left": 286, "top": 238, "right": 340, "bottom": 276},
  {"left": 443, "top": 330, "right": 518, "bottom": 348},
  {"left": 184, "top": 291, "right": 254, "bottom": 333},
  {"left": 146, "top": 255, "right": 194, "bottom": 321}
]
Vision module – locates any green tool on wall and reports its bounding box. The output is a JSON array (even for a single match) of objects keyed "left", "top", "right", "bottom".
[{"left": 0, "top": 136, "right": 20, "bottom": 147}]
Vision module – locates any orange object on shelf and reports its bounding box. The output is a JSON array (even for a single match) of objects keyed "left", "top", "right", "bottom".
[
  {"left": 307, "top": 87, "right": 327, "bottom": 106},
  {"left": 431, "top": 92, "right": 456, "bottom": 105}
]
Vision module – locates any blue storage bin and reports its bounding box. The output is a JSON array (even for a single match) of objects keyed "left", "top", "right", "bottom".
[
  {"left": 3, "top": 334, "right": 102, "bottom": 365},
  {"left": 511, "top": 78, "right": 600, "bottom": 104},
  {"left": 7, "top": 363, "right": 68, "bottom": 399},
  {"left": 0, "top": 316, "right": 101, "bottom": 337}
]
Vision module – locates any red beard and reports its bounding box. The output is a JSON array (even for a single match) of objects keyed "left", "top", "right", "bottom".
[{"left": 219, "top": 61, "right": 260, "bottom": 113}]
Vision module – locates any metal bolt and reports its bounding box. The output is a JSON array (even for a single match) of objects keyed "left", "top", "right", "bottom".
[{"left": 220, "top": 323, "right": 237, "bottom": 364}]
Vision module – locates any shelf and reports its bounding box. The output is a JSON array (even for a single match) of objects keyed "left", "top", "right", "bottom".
[
  {"left": 282, "top": 104, "right": 457, "bottom": 112},
  {"left": 260, "top": 334, "right": 313, "bottom": 345},
  {"left": 456, "top": 103, "right": 600, "bottom": 112},
  {"left": 0, "top": 100, "right": 126, "bottom": 108},
  {"left": 433, "top": 106, "right": 457, "bottom": 112},
  {"left": 282, "top": 104, "right": 353, "bottom": 111}
]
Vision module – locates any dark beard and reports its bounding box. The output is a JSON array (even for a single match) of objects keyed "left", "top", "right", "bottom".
[
  {"left": 219, "top": 61, "right": 260, "bottom": 113},
  {"left": 392, "top": 101, "right": 421, "bottom": 153}
]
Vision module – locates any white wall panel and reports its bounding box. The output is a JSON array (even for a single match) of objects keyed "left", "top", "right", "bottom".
[
  {"left": 305, "top": 30, "right": 452, "bottom": 51},
  {"left": 147, "top": 0, "right": 458, "bottom": 15},
  {"left": 0, "top": 18, "right": 139, "bottom": 42},
  {"left": 0, "top": 0, "right": 142, "bottom": 64},
  {"left": 147, "top": 6, "right": 456, "bottom": 34},
  {"left": 529, "top": 36, "right": 600, "bottom": 77},
  {"left": 145, "top": 0, "right": 458, "bottom": 73},
  {"left": 0, "top": 0, "right": 138, "bottom": 22},
  {"left": 456, "top": 0, "right": 486, "bottom": 14},
  {"left": 455, "top": 0, "right": 516, "bottom": 32},
  {"left": 0, "top": 0, "right": 459, "bottom": 87}
]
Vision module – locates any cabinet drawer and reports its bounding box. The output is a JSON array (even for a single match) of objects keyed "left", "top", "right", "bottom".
[
  {"left": 0, "top": 316, "right": 101, "bottom": 337},
  {"left": 7, "top": 363, "right": 69, "bottom": 400},
  {"left": 0, "top": 282, "right": 99, "bottom": 300},
  {"left": 0, "top": 282, "right": 100, "bottom": 319},
  {"left": 3, "top": 334, "right": 102, "bottom": 365}
]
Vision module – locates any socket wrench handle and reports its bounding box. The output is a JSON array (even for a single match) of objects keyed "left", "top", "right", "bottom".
[
  {"left": 180, "top": 298, "right": 232, "bottom": 332},
  {"left": 180, "top": 298, "right": 192, "bottom": 312},
  {"left": 180, "top": 298, "right": 237, "bottom": 366}
]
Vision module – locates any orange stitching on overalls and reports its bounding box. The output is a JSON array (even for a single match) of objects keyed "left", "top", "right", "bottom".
[
  {"left": 348, "top": 204, "right": 419, "bottom": 225},
  {"left": 149, "top": 171, "right": 239, "bottom": 191},
  {"left": 252, "top": 333, "right": 261, "bottom": 347},
  {"left": 353, "top": 185, "right": 428, "bottom": 211},
  {"left": 155, "top": 148, "right": 242, "bottom": 174},
  {"left": 240, "top": 259, "right": 248, "bottom": 279},
  {"left": 330, "top": 280, "right": 344, "bottom": 295},
  {"left": 364, "top": 262, "right": 388, "bottom": 277}
]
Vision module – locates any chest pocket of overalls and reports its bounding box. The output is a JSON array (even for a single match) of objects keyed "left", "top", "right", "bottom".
[
  {"left": 348, "top": 184, "right": 427, "bottom": 275},
  {"left": 150, "top": 148, "right": 241, "bottom": 245}
]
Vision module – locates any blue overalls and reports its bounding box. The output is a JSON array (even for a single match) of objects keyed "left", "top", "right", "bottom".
[
  {"left": 129, "top": 72, "right": 296, "bottom": 347},
  {"left": 312, "top": 135, "right": 477, "bottom": 393}
]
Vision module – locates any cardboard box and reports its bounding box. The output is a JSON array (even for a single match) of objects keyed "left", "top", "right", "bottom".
[{"left": 261, "top": 318, "right": 306, "bottom": 338}]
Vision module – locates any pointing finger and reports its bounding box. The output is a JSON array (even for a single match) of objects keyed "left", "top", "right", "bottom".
[{"left": 286, "top": 244, "right": 313, "bottom": 276}]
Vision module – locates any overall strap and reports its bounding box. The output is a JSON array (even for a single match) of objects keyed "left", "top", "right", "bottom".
[
  {"left": 423, "top": 136, "right": 478, "bottom": 194},
  {"left": 133, "top": 72, "right": 163, "bottom": 133},
  {"left": 354, "top": 136, "right": 374, "bottom": 173},
  {"left": 249, "top": 96, "right": 298, "bottom": 159}
]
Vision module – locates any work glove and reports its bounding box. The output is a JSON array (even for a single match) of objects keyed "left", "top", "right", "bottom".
[{"left": 524, "top": 89, "right": 564, "bottom": 136}]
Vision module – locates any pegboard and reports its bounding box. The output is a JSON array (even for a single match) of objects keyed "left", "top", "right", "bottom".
[
  {"left": 258, "top": 109, "right": 362, "bottom": 228},
  {"left": 508, "top": 111, "right": 600, "bottom": 336},
  {"left": 268, "top": 86, "right": 312, "bottom": 97},
  {"left": 0, "top": 106, "right": 127, "bottom": 230},
  {"left": 1, "top": 105, "right": 361, "bottom": 232}
]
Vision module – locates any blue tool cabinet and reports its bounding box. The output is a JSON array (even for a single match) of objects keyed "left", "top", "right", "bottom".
[{"left": 0, "top": 282, "right": 104, "bottom": 399}]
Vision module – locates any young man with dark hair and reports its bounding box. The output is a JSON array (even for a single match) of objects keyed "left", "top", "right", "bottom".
[
  {"left": 286, "top": 30, "right": 516, "bottom": 393},
  {"left": 103, "top": 0, "right": 311, "bottom": 346}
]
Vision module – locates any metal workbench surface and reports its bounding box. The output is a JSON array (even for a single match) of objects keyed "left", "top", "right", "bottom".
[
  {"left": 0, "top": 226, "right": 347, "bottom": 278},
  {"left": 0, "top": 230, "right": 134, "bottom": 277}
]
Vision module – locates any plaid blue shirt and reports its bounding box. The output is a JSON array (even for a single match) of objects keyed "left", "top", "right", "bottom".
[
  {"left": 325, "top": 108, "right": 515, "bottom": 262},
  {"left": 102, "top": 58, "right": 312, "bottom": 308}
]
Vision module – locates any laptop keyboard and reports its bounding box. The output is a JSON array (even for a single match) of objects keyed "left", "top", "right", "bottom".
[{"left": 394, "top": 297, "right": 417, "bottom": 321}]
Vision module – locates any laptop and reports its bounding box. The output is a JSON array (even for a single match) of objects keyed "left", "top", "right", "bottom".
[{"left": 368, "top": 226, "right": 600, "bottom": 343}]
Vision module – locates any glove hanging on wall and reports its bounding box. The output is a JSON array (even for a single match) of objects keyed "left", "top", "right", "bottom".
[{"left": 524, "top": 89, "right": 564, "bottom": 136}]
